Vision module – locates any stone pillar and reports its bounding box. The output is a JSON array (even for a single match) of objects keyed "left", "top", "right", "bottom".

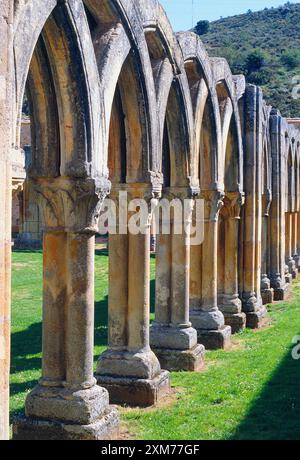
[
  {"left": 14, "top": 177, "right": 119, "bottom": 440},
  {"left": 286, "top": 212, "right": 297, "bottom": 279},
  {"left": 292, "top": 212, "right": 299, "bottom": 275},
  {"left": 261, "top": 191, "right": 274, "bottom": 305},
  {"left": 96, "top": 187, "right": 170, "bottom": 406},
  {"left": 151, "top": 196, "right": 205, "bottom": 371},
  {"left": 0, "top": 0, "right": 13, "bottom": 441},
  {"left": 269, "top": 110, "right": 288, "bottom": 300},
  {"left": 297, "top": 210, "right": 300, "bottom": 272},
  {"left": 219, "top": 193, "right": 246, "bottom": 333},
  {"left": 242, "top": 85, "right": 267, "bottom": 328},
  {"left": 190, "top": 190, "right": 231, "bottom": 350}
]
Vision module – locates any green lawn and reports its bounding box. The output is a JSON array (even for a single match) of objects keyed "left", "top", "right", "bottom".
[{"left": 10, "top": 250, "right": 300, "bottom": 440}]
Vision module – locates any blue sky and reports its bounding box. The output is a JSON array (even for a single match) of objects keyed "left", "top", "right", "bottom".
[{"left": 160, "top": 0, "right": 297, "bottom": 31}]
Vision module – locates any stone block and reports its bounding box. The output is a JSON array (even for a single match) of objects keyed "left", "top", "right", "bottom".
[
  {"left": 152, "top": 344, "right": 205, "bottom": 372},
  {"left": 224, "top": 313, "right": 246, "bottom": 334},
  {"left": 150, "top": 326, "right": 198, "bottom": 351},
  {"left": 197, "top": 326, "right": 232, "bottom": 350},
  {"left": 13, "top": 407, "right": 119, "bottom": 441},
  {"left": 97, "top": 370, "right": 170, "bottom": 407},
  {"left": 246, "top": 306, "right": 268, "bottom": 329},
  {"left": 24, "top": 384, "right": 109, "bottom": 426},
  {"left": 261, "top": 288, "right": 274, "bottom": 305}
]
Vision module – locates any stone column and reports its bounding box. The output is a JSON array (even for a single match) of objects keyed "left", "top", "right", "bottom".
[
  {"left": 261, "top": 191, "right": 274, "bottom": 304},
  {"left": 0, "top": 0, "right": 13, "bottom": 441},
  {"left": 269, "top": 110, "right": 288, "bottom": 300},
  {"left": 292, "top": 212, "right": 299, "bottom": 275},
  {"left": 286, "top": 212, "right": 297, "bottom": 279},
  {"left": 241, "top": 85, "right": 267, "bottom": 328},
  {"left": 219, "top": 193, "right": 246, "bottom": 333},
  {"left": 151, "top": 195, "right": 205, "bottom": 371},
  {"left": 96, "top": 187, "right": 170, "bottom": 407},
  {"left": 14, "top": 177, "right": 119, "bottom": 440},
  {"left": 297, "top": 210, "right": 300, "bottom": 272},
  {"left": 190, "top": 190, "right": 231, "bottom": 350}
]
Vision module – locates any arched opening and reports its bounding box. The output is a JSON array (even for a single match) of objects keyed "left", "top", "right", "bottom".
[
  {"left": 93, "top": 14, "right": 169, "bottom": 404},
  {"left": 10, "top": 1, "right": 118, "bottom": 440},
  {"left": 261, "top": 138, "right": 273, "bottom": 305},
  {"left": 285, "top": 146, "right": 296, "bottom": 281},
  {"left": 218, "top": 109, "right": 245, "bottom": 333}
]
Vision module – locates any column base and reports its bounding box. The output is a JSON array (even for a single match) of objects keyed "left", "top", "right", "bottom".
[
  {"left": 22, "top": 384, "right": 110, "bottom": 425},
  {"left": 152, "top": 345, "right": 205, "bottom": 372},
  {"left": 285, "top": 274, "right": 293, "bottom": 284},
  {"left": 196, "top": 326, "right": 231, "bottom": 350},
  {"left": 97, "top": 349, "right": 161, "bottom": 380},
  {"left": 246, "top": 306, "right": 268, "bottom": 329},
  {"left": 96, "top": 370, "right": 170, "bottom": 407},
  {"left": 150, "top": 325, "right": 197, "bottom": 350},
  {"left": 261, "top": 288, "right": 274, "bottom": 305},
  {"left": 273, "top": 285, "right": 288, "bottom": 301},
  {"left": 13, "top": 407, "right": 119, "bottom": 441},
  {"left": 223, "top": 313, "right": 246, "bottom": 334}
]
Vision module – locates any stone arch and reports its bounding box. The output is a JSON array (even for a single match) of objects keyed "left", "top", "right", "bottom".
[
  {"left": 11, "top": 0, "right": 119, "bottom": 440},
  {"left": 211, "top": 59, "right": 245, "bottom": 192},
  {"left": 85, "top": 0, "right": 171, "bottom": 404},
  {"left": 85, "top": 0, "right": 160, "bottom": 176},
  {"left": 139, "top": 7, "right": 194, "bottom": 187},
  {"left": 14, "top": 0, "right": 103, "bottom": 178},
  {"left": 177, "top": 32, "right": 221, "bottom": 190}
]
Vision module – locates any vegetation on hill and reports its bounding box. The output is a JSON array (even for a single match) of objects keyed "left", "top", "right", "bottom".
[{"left": 196, "top": 2, "right": 300, "bottom": 118}]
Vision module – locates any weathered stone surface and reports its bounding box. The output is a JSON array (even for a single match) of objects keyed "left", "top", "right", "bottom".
[
  {"left": 97, "top": 370, "right": 170, "bottom": 407},
  {"left": 246, "top": 306, "right": 268, "bottom": 329},
  {"left": 25, "top": 385, "right": 109, "bottom": 426},
  {"left": 0, "top": 0, "right": 300, "bottom": 441},
  {"left": 197, "top": 326, "right": 232, "bottom": 351},
  {"left": 13, "top": 407, "right": 119, "bottom": 441},
  {"left": 152, "top": 345, "right": 205, "bottom": 372},
  {"left": 223, "top": 313, "right": 246, "bottom": 334},
  {"left": 150, "top": 326, "right": 198, "bottom": 351}
]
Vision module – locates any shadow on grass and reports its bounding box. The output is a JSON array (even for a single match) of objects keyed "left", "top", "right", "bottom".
[
  {"left": 11, "top": 322, "right": 42, "bottom": 375},
  {"left": 12, "top": 249, "right": 43, "bottom": 254},
  {"left": 231, "top": 340, "right": 300, "bottom": 440},
  {"left": 94, "top": 296, "right": 108, "bottom": 350}
]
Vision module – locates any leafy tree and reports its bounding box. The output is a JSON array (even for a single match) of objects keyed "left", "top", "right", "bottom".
[
  {"left": 195, "top": 20, "right": 210, "bottom": 36},
  {"left": 280, "top": 50, "right": 300, "bottom": 69},
  {"left": 246, "top": 49, "right": 269, "bottom": 73}
]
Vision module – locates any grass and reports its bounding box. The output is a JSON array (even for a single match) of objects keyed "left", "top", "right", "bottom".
[{"left": 10, "top": 250, "right": 300, "bottom": 440}]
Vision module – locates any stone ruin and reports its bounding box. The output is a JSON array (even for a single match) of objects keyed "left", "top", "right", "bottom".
[{"left": 0, "top": 0, "right": 299, "bottom": 440}]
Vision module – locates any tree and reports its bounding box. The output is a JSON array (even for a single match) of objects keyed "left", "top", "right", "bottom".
[
  {"left": 280, "top": 50, "right": 300, "bottom": 69},
  {"left": 195, "top": 20, "right": 210, "bottom": 36},
  {"left": 246, "top": 49, "right": 269, "bottom": 73}
]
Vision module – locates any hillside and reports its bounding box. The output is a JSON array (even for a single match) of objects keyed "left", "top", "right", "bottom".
[{"left": 196, "top": 3, "right": 300, "bottom": 117}]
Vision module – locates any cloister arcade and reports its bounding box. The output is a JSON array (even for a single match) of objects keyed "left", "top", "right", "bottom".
[{"left": 0, "top": 0, "right": 299, "bottom": 440}]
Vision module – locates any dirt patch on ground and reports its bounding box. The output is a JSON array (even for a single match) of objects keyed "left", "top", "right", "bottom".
[
  {"left": 117, "top": 387, "right": 184, "bottom": 440},
  {"left": 13, "top": 263, "right": 29, "bottom": 269},
  {"left": 120, "top": 387, "right": 183, "bottom": 416}
]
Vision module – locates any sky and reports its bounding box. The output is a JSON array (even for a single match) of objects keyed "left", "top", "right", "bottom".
[{"left": 160, "top": 0, "right": 298, "bottom": 31}]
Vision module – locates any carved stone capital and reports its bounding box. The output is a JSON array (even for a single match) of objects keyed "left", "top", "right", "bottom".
[
  {"left": 201, "top": 190, "right": 225, "bottom": 222},
  {"left": 32, "top": 176, "right": 111, "bottom": 234},
  {"left": 188, "top": 176, "right": 200, "bottom": 198},
  {"left": 149, "top": 171, "right": 163, "bottom": 199},
  {"left": 222, "top": 192, "right": 245, "bottom": 220}
]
